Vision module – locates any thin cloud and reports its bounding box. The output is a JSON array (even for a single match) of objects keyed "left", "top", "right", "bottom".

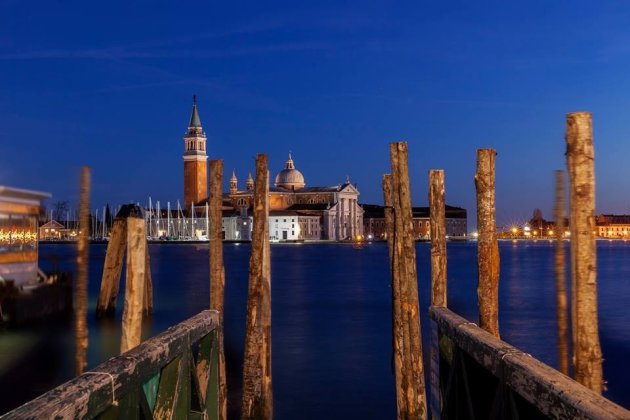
[{"left": 0, "top": 41, "right": 329, "bottom": 61}]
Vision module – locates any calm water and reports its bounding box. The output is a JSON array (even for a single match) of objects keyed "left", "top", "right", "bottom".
[{"left": 1, "top": 241, "right": 629, "bottom": 417}]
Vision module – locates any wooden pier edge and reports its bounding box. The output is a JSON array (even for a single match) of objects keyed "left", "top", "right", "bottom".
[
  {"left": 429, "top": 306, "right": 629, "bottom": 420},
  {"left": 3, "top": 310, "right": 220, "bottom": 419}
]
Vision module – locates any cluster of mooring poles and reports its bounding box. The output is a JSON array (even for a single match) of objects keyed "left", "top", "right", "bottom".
[
  {"left": 70, "top": 112, "right": 604, "bottom": 419},
  {"left": 75, "top": 155, "right": 273, "bottom": 420},
  {"left": 381, "top": 111, "right": 604, "bottom": 419}
]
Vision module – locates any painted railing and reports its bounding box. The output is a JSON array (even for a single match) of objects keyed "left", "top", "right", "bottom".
[
  {"left": 429, "top": 306, "right": 630, "bottom": 420},
  {"left": 2, "top": 310, "right": 220, "bottom": 420}
]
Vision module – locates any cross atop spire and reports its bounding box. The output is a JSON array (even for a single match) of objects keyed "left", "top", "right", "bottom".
[{"left": 188, "top": 95, "right": 202, "bottom": 128}]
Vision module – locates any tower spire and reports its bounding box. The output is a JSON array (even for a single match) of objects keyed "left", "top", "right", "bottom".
[{"left": 189, "top": 95, "right": 202, "bottom": 128}]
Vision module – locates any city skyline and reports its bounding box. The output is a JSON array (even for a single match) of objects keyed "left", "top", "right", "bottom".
[{"left": 2, "top": 2, "right": 630, "bottom": 228}]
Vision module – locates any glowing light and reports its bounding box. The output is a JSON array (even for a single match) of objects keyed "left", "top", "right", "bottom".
[{"left": 472, "top": 232, "right": 479, "bottom": 238}]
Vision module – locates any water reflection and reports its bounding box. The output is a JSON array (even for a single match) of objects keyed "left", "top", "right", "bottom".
[{"left": 1, "top": 241, "right": 629, "bottom": 416}]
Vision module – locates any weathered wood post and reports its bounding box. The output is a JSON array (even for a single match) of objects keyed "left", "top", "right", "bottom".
[
  {"left": 475, "top": 148, "right": 500, "bottom": 338},
  {"left": 429, "top": 170, "right": 447, "bottom": 308},
  {"left": 120, "top": 207, "right": 147, "bottom": 353},
  {"left": 565, "top": 112, "right": 603, "bottom": 393},
  {"left": 389, "top": 141, "right": 427, "bottom": 419},
  {"left": 429, "top": 169, "right": 447, "bottom": 420},
  {"left": 554, "top": 170, "right": 570, "bottom": 376},
  {"left": 96, "top": 205, "right": 153, "bottom": 319},
  {"left": 96, "top": 218, "right": 127, "bottom": 317},
  {"left": 209, "top": 159, "right": 227, "bottom": 420},
  {"left": 383, "top": 173, "right": 406, "bottom": 418},
  {"left": 242, "top": 154, "right": 272, "bottom": 419},
  {"left": 75, "top": 166, "right": 90, "bottom": 375}
]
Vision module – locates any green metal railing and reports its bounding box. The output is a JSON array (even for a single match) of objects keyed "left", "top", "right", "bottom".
[
  {"left": 429, "top": 306, "right": 630, "bottom": 420},
  {"left": 3, "top": 310, "right": 220, "bottom": 420}
]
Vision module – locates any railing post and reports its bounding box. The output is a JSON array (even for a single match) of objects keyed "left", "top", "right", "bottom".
[
  {"left": 554, "top": 170, "right": 569, "bottom": 376},
  {"left": 242, "top": 154, "right": 273, "bottom": 419},
  {"left": 75, "top": 166, "right": 91, "bottom": 375},
  {"left": 389, "top": 141, "right": 427, "bottom": 419},
  {"left": 121, "top": 209, "right": 147, "bottom": 353},
  {"left": 475, "top": 148, "right": 500, "bottom": 338},
  {"left": 209, "top": 159, "right": 227, "bottom": 420},
  {"left": 565, "top": 112, "right": 603, "bottom": 393}
]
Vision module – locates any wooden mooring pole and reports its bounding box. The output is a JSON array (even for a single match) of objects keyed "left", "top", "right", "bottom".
[
  {"left": 429, "top": 170, "right": 447, "bottom": 308},
  {"left": 120, "top": 211, "right": 147, "bottom": 353},
  {"left": 96, "top": 205, "right": 153, "bottom": 320},
  {"left": 209, "top": 159, "right": 227, "bottom": 420},
  {"left": 475, "top": 148, "right": 500, "bottom": 338},
  {"left": 554, "top": 170, "right": 570, "bottom": 376},
  {"left": 429, "top": 169, "right": 447, "bottom": 420},
  {"left": 383, "top": 173, "right": 406, "bottom": 418},
  {"left": 389, "top": 141, "right": 427, "bottom": 419},
  {"left": 242, "top": 154, "right": 272, "bottom": 419},
  {"left": 565, "top": 112, "right": 603, "bottom": 393},
  {"left": 75, "top": 166, "right": 90, "bottom": 375}
]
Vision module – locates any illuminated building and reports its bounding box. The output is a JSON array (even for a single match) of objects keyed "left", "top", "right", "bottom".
[{"left": 0, "top": 186, "right": 50, "bottom": 286}]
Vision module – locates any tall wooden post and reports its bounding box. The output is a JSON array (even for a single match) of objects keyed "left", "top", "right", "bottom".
[
  {"left": 475, "top": 148, "right": 500, "bottom": 338},
  {"left": 75, "top": 166, "right": 90, "bottom": 375},
  {"left": 389, "top": 142, "right": 427, "bottom": 419},
  {"left": 554, "top": 170, "right": 570, "bottom": 376},
  {"left": 383, "top": 173, "right": 406, "bottom": 418},
  {"left": 120, "top": 214, "right": 147, "bottom": 353},
  {"left": 242, "top": 154, "right": 272, "bottom": 419},
  {"left": 429, "top": 170, "right": 447, "bottom": 308},
  {"left": 565, "top": 112, "right": 603, "bottom": 393},
  {"left": 429, "top": 169, "right": 447, "bottom": 420},
  {"left": 209, "top": 160, "right": 227, "bottom": 420}
]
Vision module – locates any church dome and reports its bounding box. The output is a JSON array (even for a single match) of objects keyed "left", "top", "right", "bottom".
[{"left": 274, "top": 153, "right": 305, "bottom": 190}]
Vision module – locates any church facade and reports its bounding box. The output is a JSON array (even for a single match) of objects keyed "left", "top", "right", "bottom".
[
  {"left": 227, "top": 155, "right": 364, "bottom": 240},
  {"left": 181, "top": 98, "right": 363, "bottom": 241}
]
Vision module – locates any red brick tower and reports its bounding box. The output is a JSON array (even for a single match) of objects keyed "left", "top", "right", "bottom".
[{"left": 183, "top": 95, "right": 208, "bottom": 206}]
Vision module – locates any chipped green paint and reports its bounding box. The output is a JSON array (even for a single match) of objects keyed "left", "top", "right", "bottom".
[{"left": 3, "top": 310, "right": 220, "bottom": 420}]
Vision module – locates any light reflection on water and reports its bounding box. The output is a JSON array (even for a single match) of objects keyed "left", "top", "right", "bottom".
[{"left": 1, "top": 241, "right": 628, "bottom": 417}]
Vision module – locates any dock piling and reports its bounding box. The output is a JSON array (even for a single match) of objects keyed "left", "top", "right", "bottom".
[
  {"left": 565, "top": 112, "right": 603, "bottom": 393},
  {"left": 389, "top": 141, "right": 427, "bottom": 419},
  {"left": 120, "top": 213, "right": 147, "bottom": 353},
  {"left": 209, "top": 159, "right": 227, "bottom": 420},
  {"left": 383, "top": 173, "right": 406, "bottom": 418},
  {"left": 242, "top": 154, "right": 273, "bottom": 419},
  {"left": 75, "top": 166, "right": 91, "bottom": 375},
  {"left": 429, "top": 169, "right": 447, "bottom": 308},
  {"left": 475, "top": 148, "right": 500, "bottom": 338}
]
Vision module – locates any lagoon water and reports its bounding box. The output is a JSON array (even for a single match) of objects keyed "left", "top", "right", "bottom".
[{"left": 1, "top": 241, "right": 629, "bottom": 416}]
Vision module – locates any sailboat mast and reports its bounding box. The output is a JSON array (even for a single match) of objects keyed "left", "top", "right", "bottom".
[
  {"left": 167, "top": 201, "right": 171, "bottom": 238},
  {"left": 191, "top": 201, "right": 195, "bottom": 239}
]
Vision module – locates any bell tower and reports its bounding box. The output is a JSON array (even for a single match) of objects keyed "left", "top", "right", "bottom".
[{"left": 183, "top": 95, "right": 208, "bottom": 206}]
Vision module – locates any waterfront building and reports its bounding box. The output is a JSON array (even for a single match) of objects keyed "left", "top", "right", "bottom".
[
  {"left": 0, "top": 186, "right": 50, "bottom": 286},
  {"left": 269, "top": 212, "right": 300, "bottom": 241},
  {"left": 362, "top": 204, "right": 467, "bottom": 240},
  {"left": 596, "top": 214, "right": 630, "bottom": 238},
  {"left": 222, "top": 212, "right": 253, "bottom": 241},
  {"left": 39, "top": 220, "right": 70, "bottom": 240},
  {"left": 226, "top": 154, "right": 363, "bottom": 241}
]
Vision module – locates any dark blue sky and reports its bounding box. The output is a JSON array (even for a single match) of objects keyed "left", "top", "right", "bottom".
[{"left": 2, "top": 1, "right": 630, "bottom": 228}]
